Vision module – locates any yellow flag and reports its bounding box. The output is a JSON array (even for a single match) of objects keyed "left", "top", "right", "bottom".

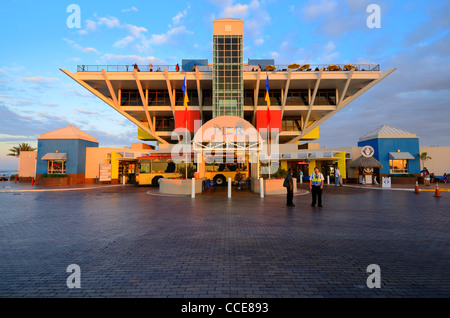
[
  {"left": 265, "top": 90, "right": 270, "bottom": 107},
  {"left": 184, "top": 92, "right": 189, "bottom": 108}
]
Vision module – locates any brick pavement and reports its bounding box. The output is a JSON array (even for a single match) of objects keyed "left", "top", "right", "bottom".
[{"left": 0, "top": 185, "right": 448, "bottom": 298}]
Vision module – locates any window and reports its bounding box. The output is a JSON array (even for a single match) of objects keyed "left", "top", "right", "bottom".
[
  {"left": 244, "top": 90, "right": 254, "bottom": 106},
  {"left": 155, "top": 117, "right": 174, "bottom": 131},
  {"left": 285, "top": 90, "right": 309, "bottom": 106},
  {"left": 313, "top": 90, "right": 336, "bottom": 105},
  {"left": 213, "top": 34, "right": 243, "bottom": 117},
  {"left": 148, "top": 90, "right": 171, "bottom": 106},
  {"left": 121, "top": 90, "right": 140, "bottom": 106},
  {"left": 202, "top": 90, "right": 212, "bottom": 107},
  {"left": 140, "top": 162, "right": 151, "bottom": 173},
  {"left": 390, "top": 159, "right": 408, "bottom": 174},
  {"left": 175, "top": 90, "right": 198, "bottom": 106},
  {"left": 282, "top": 118, "right": 302, "bottom": 131},
  {"left": 47, "top": 160, "right": 66, "bottom": 174}
]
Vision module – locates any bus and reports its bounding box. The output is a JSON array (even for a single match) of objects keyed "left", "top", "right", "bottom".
[
  {"left": 204, "top": 162, "right": 248, "bottom": 185},
  {"left": 136, "top": 153, "right": 249, "bottom": 186},
  {"left": 136, "top": 153, "right": 186, "bottom": 186}
]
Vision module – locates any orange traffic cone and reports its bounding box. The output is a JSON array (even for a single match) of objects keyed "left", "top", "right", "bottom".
[
  {"left": 433, "top": 182, "right": 441, "bottom": 197},
  {"left": 414, "top": 181, "right": 420, "bottom": 194}
]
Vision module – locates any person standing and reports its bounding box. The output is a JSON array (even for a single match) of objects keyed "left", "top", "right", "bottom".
[
  {"left": 149, "top": 63, "right": 153, "bottom": 72},
  {"left": 283, "top": 168, "right": 295, "bottom": 207},
  {"left": 310, "top": 167, "right": 324, "bottom": 207},
  {"left": 421, "top": 167, "right": 430, "bottom": 186},
  {"left": 175, "top": 63, "right": 179, "bottom": 72},
  {"left": 335, "top": 167, "right": 342, "bottom": 186}
]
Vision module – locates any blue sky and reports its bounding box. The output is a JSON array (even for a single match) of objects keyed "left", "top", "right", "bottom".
[{"left": 1, "top": 0, "right": 449, "bottom": 170}]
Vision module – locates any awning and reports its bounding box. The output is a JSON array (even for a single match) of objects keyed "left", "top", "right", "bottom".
[
  {"left": 41, "top": 153, "right": 67, "bottom": 160},
  {"left": 389, "top": 152, "right": 415, "bottom": 160}
]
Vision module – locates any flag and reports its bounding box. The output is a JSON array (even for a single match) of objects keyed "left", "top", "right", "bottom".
[
  {"left": 182, "top": 76, "right": 189, "bottom": 107},
  {"left": 265, "top": 75, "right": 271, "bottom": 125},
  {"left": 182, "top": 76, "right": 189, "bottom": 128}
]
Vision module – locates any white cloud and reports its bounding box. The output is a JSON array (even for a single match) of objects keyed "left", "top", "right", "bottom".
[
  {"left": 78, "top": 19, "right": 97, "bottom": 35},
  {"left": 21, "top": 77, "right": 59, "bottom": 84},
  {"left": 172, "top": 6, "right": 190, "bottom": 25},
  {"left": 96, "top": 16, "right": 121, "bottom": 28},
  {"left": 101, "top": 54, "right": 166, "bottom": 65},
  {"left": 63, "top": 38, "right": 101, "bottom": 54},
  {"left": 113, "top": 36, "right": 135, "bottom": 48},
  {"left": 303, "top": 0, "right": 337, "bottom": 21},
  {"left": 122, "top": 7, "right": 138, "bottom": 13},
  {"left": 74, "top": 109, "right": 98, "bottom": 114},
  {"left": 0, "top": 69, "right": 6, "bottom": 74},
  {"left": 219, "top": 0, "right": 271, "bottom": 46},
  {"left": 224, "top": 3, "right": 249, "bottom": 18},
  {"left": 76, "top": 12, "right": 193, "bottom": 54},
  {"left": 147, "top": 25, "right": 193, "bottom": 46},
  {"left": 254, "top": 38, "right": 264, "bottom": 46}
]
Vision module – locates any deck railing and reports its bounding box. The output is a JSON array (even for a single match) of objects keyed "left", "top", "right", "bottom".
[{"left": 76, "top": 64, "right": 380, "bottom": 72}]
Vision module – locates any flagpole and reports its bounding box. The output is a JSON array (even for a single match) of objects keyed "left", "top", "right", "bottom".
[
  {"left": 265, "top": 73, "right": 271, "bottom": 180},
  {"left": 186, "top": 115, "right": 188, "bottom": 179},
  {"left": 183, "top": 76, "right": 189, "bottom": 179}
]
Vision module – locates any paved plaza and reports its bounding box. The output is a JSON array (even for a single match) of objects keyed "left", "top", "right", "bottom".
[{"left": 0, "top": 181, "right": 449, "bottom": 298}]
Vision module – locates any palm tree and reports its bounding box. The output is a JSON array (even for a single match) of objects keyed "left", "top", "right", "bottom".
[
  {"left": 7, "top": 143, "right": 36, "bottom": 157},
  {"left": 418, "top": 152, "right": 432, "bottom": 168}
]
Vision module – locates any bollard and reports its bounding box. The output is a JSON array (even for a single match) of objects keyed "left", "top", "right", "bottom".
[
  {"left": 31, "top": 177, "right": 34, "bottom": 186},
  {"left": 228, "top": 178, "right": 231, "bottom": 198},
  {"left": 191, "top": 178, "right": 195, "bottom": 198},
  {"left": 327, "top": 175, "right": 330, "bottom": 185},
  {"left": 260, "top": 177, "right": 264, "bottom": 198},
  {"left": 122, "top": 175, "right": 126, "bottom": 185},
  {"left": 15, "top": 175, "right": 17, "bottom": 183}
]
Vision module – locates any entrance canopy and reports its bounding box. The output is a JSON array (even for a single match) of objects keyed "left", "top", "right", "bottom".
[
  {"left": 389, "top": 152, "right": 415, "bottom": 160},
  {"left": 193, "top": 116, "right": 263, "bottom": 151},
  {"left": 41, "top": 153, "right": 67, "bottom": 160}
]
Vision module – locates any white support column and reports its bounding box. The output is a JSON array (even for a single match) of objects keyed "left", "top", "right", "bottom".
[
  {"left": 252, "top": 68, "right": 261, "bottom": 125},
  {"left": 164, "top": 68, "right": 176, "bottom": 117},
  {"left": 302, "top": 67, "right": 324, "bottom": 133},
  {"left": 289, "top": 68, "right": 396, "bottom": 143},
  {"left": 228, "top": 178, "right": 232, "bottom": 198},
  {"left": 62, "top": 68, "right": 167, "bottom": 144},
  {"left": 195, "top": 66, "right": 203, "bottom": 123},
  {"left": 191, "top": 178, "right": 195, "bottom": 198},
  {"left": 281, "top": 68, "right": 292, "bottom": 117},
  {"left": 260, "top": 177, "right": 264, "bottom": 198},
  {"left": 133, "top": 68, "right": 155, "bottom": 133}
]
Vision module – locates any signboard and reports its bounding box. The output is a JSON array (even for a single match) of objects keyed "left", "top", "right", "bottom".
[
  {"left": 99, "top": 164, "right": 111, "bottom": 182},
  {"left": 382, "top": 176, "right": 391, "bottom": 188},
  {"left": 361, "top": 145, "right": 375, "bottom": 157}
]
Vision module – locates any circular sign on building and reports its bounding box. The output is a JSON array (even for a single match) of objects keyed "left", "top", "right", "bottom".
[{"left": 361, "top": 145, "right": 375, "bottom": 158}]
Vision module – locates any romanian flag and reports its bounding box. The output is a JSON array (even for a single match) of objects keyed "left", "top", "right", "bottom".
[
  {"left": 182, "top": 76, "right": 189, "bottom": 128},
  {"left": 265, "top": 75, "right": 271, "bottom": 126}
]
